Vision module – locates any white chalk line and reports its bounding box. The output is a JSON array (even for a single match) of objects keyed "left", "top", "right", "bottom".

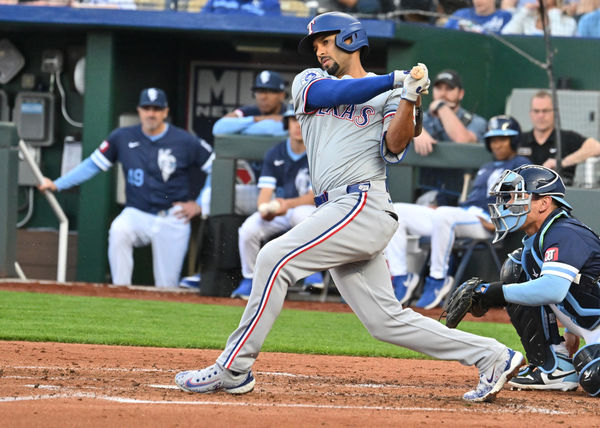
[
  {"left": 0, "top": 390, "right": 566, "bottom": 415},
  {"left": 1, "top": 365, "right": 571, "bottom": 415}
]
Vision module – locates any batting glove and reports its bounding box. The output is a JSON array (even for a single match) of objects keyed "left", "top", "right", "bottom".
[
  {"left": 391, "top": 70, "right": 410, "bottom": 88},
  {"left": 401, "top": 63, "right": 430, "bottom": 102}
]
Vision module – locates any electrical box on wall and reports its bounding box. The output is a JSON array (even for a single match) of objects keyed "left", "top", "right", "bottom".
[{"left": 13, "top": 92, "right": 55, "bottom": 146}]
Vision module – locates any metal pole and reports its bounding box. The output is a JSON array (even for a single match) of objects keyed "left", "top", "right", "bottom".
[
  {"left": 18, "top": 139, "right": 69, "bottom": 282},
  {"left": 538, "top": 0, "right": 562, "bottom": 178}
]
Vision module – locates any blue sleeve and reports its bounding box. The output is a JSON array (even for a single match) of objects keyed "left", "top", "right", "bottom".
[
  {"left": 444, "top": 18, "right": 460, "bottom": 29},
  {"left": 242, "top": 120, "right": 286, "bottom": 136},
  {"left": 468, "top": 115, "right": 487, "bottom": 141},
  {"left": 54, "top": 157, "right": 102, "bottom": 191},
  {"left": 306, "top": 73, "right": 395, "bottom": 110},
  {"left": 503, "top": 273, "right": 572, "bottom": 306},
  {"left": 212, "top": 116, "right": 255, "bottom": 135}
]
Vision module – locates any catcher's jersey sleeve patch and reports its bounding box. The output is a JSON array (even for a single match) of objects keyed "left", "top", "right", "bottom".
[{"left": 544, "top": 247, "right": 559, "bottom": 262}]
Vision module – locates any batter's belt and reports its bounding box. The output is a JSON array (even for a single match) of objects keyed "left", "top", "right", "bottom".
[{"left": 313, "top": 180, "right": 387, "bottom": 207}]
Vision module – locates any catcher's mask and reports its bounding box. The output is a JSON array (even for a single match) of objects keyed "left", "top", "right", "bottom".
[{"left": 488, "top": 165, "right": 572, "bottom": 243}]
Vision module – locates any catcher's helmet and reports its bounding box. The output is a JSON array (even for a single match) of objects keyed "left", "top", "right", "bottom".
[
  {"left": 298, "top": 12, "right": 369, "bottom": 58},
  {"left": 488, "top": 165, "right": 572, "bottom": 242},
  {"left": 483, "top": 115, "right": 521, "bottom": 152}
]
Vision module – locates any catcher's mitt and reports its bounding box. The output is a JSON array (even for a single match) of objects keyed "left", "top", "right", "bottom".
[{"left": 442, "top": 277, "right": 489, "bottom": 328}]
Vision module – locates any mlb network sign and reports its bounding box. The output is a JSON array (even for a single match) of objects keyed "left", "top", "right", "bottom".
[{"left": 187, "top": 63, "right": 296, "bottom": 143}]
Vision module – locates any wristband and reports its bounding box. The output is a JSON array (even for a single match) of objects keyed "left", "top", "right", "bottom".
[{"left": 433, "top": 101, "right": 447, "bottom": 114}]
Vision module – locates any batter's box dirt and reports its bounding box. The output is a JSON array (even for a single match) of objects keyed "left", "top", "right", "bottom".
[{"left": 0, "top": 341, "right": 598, "bottom": 427}]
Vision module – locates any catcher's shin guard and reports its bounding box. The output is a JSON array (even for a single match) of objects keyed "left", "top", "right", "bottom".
[{"left": 506, "top": 303, "right": 561, "bottom": 372}]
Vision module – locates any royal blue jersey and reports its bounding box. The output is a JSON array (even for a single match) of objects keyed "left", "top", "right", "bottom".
[
  {"left": 522, "top": 210, "right": 600, "bottom": 329},
  {"left": 461, "top": 155, "right": 530, "bottom": 212},
  {"left": 445, "top": 8, "right": 513, "bottom": 33},
  {"left": 90, "top": 124, "right": 213, "bottom": 214},
  {"left": 258, "top": 139, "right": 311, "bottom": 199}
]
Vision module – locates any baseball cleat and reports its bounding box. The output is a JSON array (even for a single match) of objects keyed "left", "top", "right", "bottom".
[
  {"left": 231, "top": 278, "right": 252, "bottom": 300},
  {"left": 508, "top": 354, "right": 578, "bottom": 391},
  {"left": 179, "top": 273, "right": 201, "bottom": 289},
  {"left": 414, "top": 276, "right": 453, "bottom": 309},
  {"left": 175, "top": 363, "right": 255, "bottom": 394},
  {"left": 303, "top": 272, "right": 325, "bottom": 291},
  {"left": 463, "top": 348, "right": 524, "bottom": 402},
  {"left": 392, "top": 273, "right": 420, "bottom": 304}
]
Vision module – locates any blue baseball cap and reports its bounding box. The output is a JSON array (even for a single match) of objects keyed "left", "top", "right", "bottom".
[
  {"left": 252, "top": 70, "right": 286, "bottom": 92},
  {"left": 138, "top": 88, "right": 168, "bottom": 108}
]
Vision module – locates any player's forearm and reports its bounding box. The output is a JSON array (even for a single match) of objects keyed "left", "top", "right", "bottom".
[
  {"left": 437, "top": 108, "right": 477, "bottom": 143},
  {"left": 54, "top": 157, "right": 102, "bottom": 191},
  {"left": 257, "top": 188, "right": 274, "bottom": 207},
  {"left": 306, "top": 74, "right": 394, "bottom": 109},
  {"left": 212, "top": 117, "right": 254, "bottom": 135},
  {"left": 284, "top": 192, "right": 315, "bottom": 209},
  {"left": 385, "top": 100, "right": 415, "bottom": 153},
  {"left": 503, "top": 273, "right": 571, "bottom": 306},
  {"left": 561, "top": 137, "right": 600, "bottom": 168}
]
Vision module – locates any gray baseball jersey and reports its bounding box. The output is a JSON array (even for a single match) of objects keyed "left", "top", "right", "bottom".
[
  {"left": 215, "top": 67, "right": 509, "bottom": 380},
  {"left": 291, "top": 68, "right": 405, "bottom": 194}
]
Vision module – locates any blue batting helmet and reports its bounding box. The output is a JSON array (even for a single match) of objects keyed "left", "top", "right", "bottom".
[
  {"left": 483, "top": 115, "right": 521, "bottom": 152},
  {"left": 488, "top": 165, "right": 572, "bottom": 242},
  {"left": 298, "top": 12, "right": 369, "bottom": 58}
]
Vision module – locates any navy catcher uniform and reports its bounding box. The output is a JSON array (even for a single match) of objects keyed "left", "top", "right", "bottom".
[
  {"left": 175, "top": 12, "right": 523, "bottom": 402},
  {"left": 39, "top": 88, "right": 213, "bottom": 287},
  {"left": 480, "top": 165, "right": 600, "bottom": 396}
]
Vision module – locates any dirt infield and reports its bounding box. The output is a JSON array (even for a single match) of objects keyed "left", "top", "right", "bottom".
[{"left": 1, "top": 281, "right": 598, "bottom": 427}]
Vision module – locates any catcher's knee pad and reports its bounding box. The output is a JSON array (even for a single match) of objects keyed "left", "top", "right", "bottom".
[
  {"left": 506, "top": 303, "right": 561, "bottom": 371},
  {"left": 573, "top": 344, "right": 600, "bottom": 397},
  {"left": 500, "top": 248, "right": 526, "bottom": 283}
]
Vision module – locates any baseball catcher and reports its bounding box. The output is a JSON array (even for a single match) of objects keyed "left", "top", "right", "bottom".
[{"left": 445, "top": 165, "right": 600, "bottom": 397}]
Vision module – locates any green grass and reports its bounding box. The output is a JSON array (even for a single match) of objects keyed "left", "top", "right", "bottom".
[{"left": 0, "top": 290, "right": 525, "bottom": 358}]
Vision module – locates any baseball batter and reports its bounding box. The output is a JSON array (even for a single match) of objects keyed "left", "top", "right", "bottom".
[
  {"left": 175, "top": 12, "right": 523, "bottom": 402},
  {"left": 38, "top": 88, "right": 214, "bottom": 287}
]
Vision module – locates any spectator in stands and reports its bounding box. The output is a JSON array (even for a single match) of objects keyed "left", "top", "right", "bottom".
[
  {"left": 180, "top": 71, "right": 288, "bottom": 289},
  {"left": 316, "top": 0, "right": 385, "bottom": 14},
  {"left": 201, "top": 0, "right": 281, "bottom": 15},
  {"left": 395, "top": 0, "right": 438, "bottom": 24},
  {"left": 229, "top": 106, "right": 322, "bottom": 299},
  {"left": 517, "top": 90, "right": 600, "bottom": 184},
  {"left": 74, "top": 0, "right": 137, "bottom": 9},
  {"left": 577, "top": 3, "right": 600, "bottom": 36},
  {"left": 501, "top": 0, "right": 577, "bottom": 36},
  {"left": 412, "top": 69, "right": 487, "bottom": 206},
  {"left": 386, "top": 115, "right": 529, "bottom": 309},
  {"left": 444, "top": 0, "right": 513, "bottom": 33},
  {"left": 38, "top": 88, "right": 214, "bottom": 288}
]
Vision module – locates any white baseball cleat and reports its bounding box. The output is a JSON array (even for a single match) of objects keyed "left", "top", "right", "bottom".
[
  {"left": 463, "top": 348, "right": 524, "bottom": 402},
  {"left": 175, "top": 363, "right": 255, "bottom": 394}
]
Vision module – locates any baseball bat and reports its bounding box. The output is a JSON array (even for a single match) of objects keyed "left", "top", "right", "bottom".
[{"left": 410, "top": 65, "right": 425, "bottom": 80}]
